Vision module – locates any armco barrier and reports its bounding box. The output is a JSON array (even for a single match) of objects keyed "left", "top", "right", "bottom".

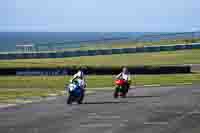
[
  {"left": 55, "top": 52, "right": 64, "bottom": 58},
  {"left": 31, "top": 53, "right": 37, "bottom": 58},
  {"left": 191, "top": 43, "right": 200, "bottom": 49},
  {"left": 121, "top": 48, "right": 136, "bottom": 53},
  {"left": 15, "top": 53, "right": 23, "bottom": 59},
  {"left": 175, "top": 44, "right": 186, "bottom": 50},
  {"left": 136, "top": 47, "right": 146, "bottom": 52},
  {"left": 48, "top": 52, "right": 57, "bottom": 58},
  {"left": 83, "top": 66, "right": 191, "bottom": 75},
  {"left": 99, "top": 49, "right": 112, "bottom": 55},
  {"left": 7, "top": 53, "right": 16, "bottom": 60},
  {"left": 145, "top": 46, "right": 160, "bottom": 52},
  {"left": 95, "top": 49, "right": 103, "bottom": 55},
  {"left": 0, "top": 43, "right": 200, "bottom": 60},
  {"left": 168, "top": 44, "right": 176, "bottom": 51},
  {"left": 185, "top": 44, "right": 193, "bottom": 49},
  {"left": 159, "top": 45, "right": 175, "bottom": 51},
  {"left": 111, "top": 49, "right": 122, "bottom": 54},
  {"left": 25, "top": 53, "right": 34, "bottom": 59},
  {"left": 63, "top": 51, "right": 72, "bottom": 57},
  {"left": 0, "top": 65, "right": 191, "bottom": 76},
  {"left": 76, "top": 50, "right": 88, "bottom": 56},
  {"left": 87, "top": 50, "right": 97, "bottom": 56},
  {"left": 0, "top": 54, "right": 9, "bottom": 59}
]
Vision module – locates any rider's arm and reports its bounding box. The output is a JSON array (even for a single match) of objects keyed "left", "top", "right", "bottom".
[
  {"left": 70, "top": 73, "right": 78, "bottom": 82},
  {"left": 116, "top": 72, "right": 122, "bottom": 79}
]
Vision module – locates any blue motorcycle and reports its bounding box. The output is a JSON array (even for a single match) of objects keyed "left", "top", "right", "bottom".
[{"left": 66, "top": 80, "right": 85, "bottom": 104}]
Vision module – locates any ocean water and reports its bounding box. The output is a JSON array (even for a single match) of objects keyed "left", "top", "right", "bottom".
[
  {"left": 0, "top": 32, "right": 199, "bottom": 52},
  {"left": 0, "top": 32, "right": 143, "bottom": 52}
]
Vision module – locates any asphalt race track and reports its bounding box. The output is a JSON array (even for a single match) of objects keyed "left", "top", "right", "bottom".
[{"left": 1, "top": 85, "right": 200, "bottom": 133}]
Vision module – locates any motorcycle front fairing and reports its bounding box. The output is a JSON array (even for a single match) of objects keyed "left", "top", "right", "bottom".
[{"left": 68, "top": 83, "right": 82, "bottom": 97}]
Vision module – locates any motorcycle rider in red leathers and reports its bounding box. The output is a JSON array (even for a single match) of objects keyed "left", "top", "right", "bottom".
[{"left": 116, "top": 67, "right": 131, "bottom": 93}]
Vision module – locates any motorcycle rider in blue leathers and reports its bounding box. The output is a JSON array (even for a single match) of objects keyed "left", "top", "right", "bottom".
[{"left": 70, "top": 70, "right": 86, "bottom": 91}]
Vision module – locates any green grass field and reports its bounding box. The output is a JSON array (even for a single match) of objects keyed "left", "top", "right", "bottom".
[
  {"left": 1, "top": 73, "right": 200, "bottom": 102},
  {"left": 0, "top": 49, "right": 200, "bottom": 68}
]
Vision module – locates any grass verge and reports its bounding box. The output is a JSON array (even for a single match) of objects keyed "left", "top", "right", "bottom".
[
  {"left": 0, "top": 73, "right": 200, "bottom": 102},
  {"left": 0, "top": 49, "right": 200, "bottom": 68}
]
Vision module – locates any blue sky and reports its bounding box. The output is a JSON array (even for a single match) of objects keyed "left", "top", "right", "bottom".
[{"left": 0, "top": 0, "right": 200, "bottom": 32}]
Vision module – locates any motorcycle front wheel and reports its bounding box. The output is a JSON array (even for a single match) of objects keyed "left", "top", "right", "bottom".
[
  {"left": 77, "top": 92, "right": 84, "bottom": 104},
  {"left": 67, "top": 94, "right": 73, "bottom": 104}
]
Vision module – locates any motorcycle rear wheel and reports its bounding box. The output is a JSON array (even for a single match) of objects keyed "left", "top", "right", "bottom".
[
  {"left": 77, "top": 92, "right": 84, "bottom": 104},
  {"left": 114, "top": 87, "right": 119, "bottom": 98}
]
